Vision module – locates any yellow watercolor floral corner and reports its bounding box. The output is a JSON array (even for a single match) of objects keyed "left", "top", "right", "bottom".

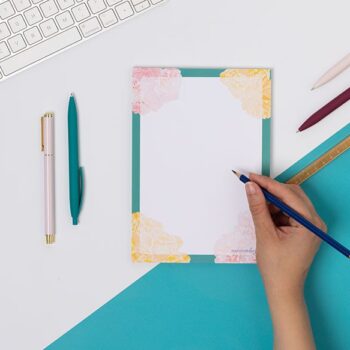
[
  {"left": 131, "top": 212, "right": 190, "bottom": 263},
  {"left": 220, "top": 68, "right": 271, "bottom": 119}
]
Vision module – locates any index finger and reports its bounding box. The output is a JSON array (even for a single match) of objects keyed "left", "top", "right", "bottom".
[
  {"left": 249, "top": 173, "right": 295, "bottom": 200},
  {"left": 249, "top": 173, "right": 313, "bottom": 218}
]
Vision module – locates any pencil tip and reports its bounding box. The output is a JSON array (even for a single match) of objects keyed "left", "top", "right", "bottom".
[
  {"left": 296, "top": 130, "right": 300, "bottom": 133},
  {"left": 310, "top": 86, "right": 315, "bottom": 91},
  {"left": 232, "top": 170, "right": 240, "bottom": 177}
]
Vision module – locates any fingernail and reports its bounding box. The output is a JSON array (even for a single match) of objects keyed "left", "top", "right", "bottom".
[{"left": 245, "top": 182, "right": 256, "bottom": 195}]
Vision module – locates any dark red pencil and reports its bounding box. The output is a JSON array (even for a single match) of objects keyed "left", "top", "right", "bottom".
[{"left": 298, "top": 86, "right": 350, "bottom": 132}]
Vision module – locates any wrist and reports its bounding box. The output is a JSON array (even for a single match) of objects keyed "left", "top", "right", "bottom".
[
  {"left": 264, "top": 280, "right": 305, "bottom": 305},
  {"left": 265, "top": 284, "right": 315, "bottom": 350},
  {"left": 260, "top": 269, "right": 307, "bottom": 301}
]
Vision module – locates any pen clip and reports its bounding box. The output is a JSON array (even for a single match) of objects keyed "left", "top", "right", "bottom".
[
  {"left": 78, "top": 166, "right": 84, "bottom": 214},
  {"left": 40, "top": 116, "right": 45, "bottom": 152}
]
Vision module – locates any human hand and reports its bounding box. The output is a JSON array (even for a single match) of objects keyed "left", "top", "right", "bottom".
[{"left": 245, "top": 173, "right": 326, "bottom": 297}]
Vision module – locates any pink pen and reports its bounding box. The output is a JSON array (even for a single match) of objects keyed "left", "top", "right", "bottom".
[{"left": 41, "top": 113, "right": 56, "bottom": 244}]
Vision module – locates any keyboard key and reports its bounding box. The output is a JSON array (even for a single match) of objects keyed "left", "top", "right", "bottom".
[
  {"left": 115, "top": 1, "right": 133, "bottom": 20},
  {"left": 72, "top": 3, "right": 90, "bottom": 21},
  {"left": 56, "top": 0, "right": 74, "bottom": 10},
  {"left": 8, "top": 34, "right": 26, "bottom": 53},
  {"left": 12, "top": 0, "right": 31, "bottom": 11},
  {"left": 0, "top": 1, "right": 15, "bottom": 20},
  {"left": 40, "top": 0, "right": 59, "bottom": 17},
  {"left": 131, "top": 0, "right": 144, "bottom": 4},
  {"left": 99, "top": 9, "right": 117, "bottom": 27},
  {"left": 0, "top": 23, "right": 11, "bottom": 40},
  {"left": 24, "top": 26, "right": 42, "bottom": 44},
  {"left": 106, "top": 0, "right": 121, "bottom": 5},
  {"left": 79, "top": 16, "right": 101, "bottom": 37},
  {"left": 150, "top": 0, "right": 162, "bottom": 3},
  {"left": 134, "top": 0, "right": 149, "bottom": 12},
  {"left": 8, "top": 15, "right": 27, "bottom": 34},
  {"left": 40, "top": 18, "right": 58, "bottom": 37},
  {"left": 0, "top": 42, "right": 10, "bottom": 59},
  {"left": 32, "top": 0, "right": 44, "bottom": 3},
  {"left": 24, "top": 7, "right": 43, "bottom": 25},
  {"left": 0, "top": 27, "right": 81, "bottom": 75},
  {"left": 88, "top": 0, "right": 106, "bottom": 14},
  {"left": 56, "top": 11, "right": 74, "bottom": 29}
]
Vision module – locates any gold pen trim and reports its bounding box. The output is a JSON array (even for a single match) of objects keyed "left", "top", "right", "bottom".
[
  {"left": 45, "top": 234, "right": 55, "bottom": 244},
  {"left": 41, "top": 112, "right": 54, "bottom": 152}
]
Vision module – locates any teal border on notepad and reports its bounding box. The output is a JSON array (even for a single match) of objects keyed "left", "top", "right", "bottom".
[
  {"left": 189, "top": 255, "right": 215, "bottom": 263},
  {"left": 180, "top": 68, "right": 226, "bottom": 77},
  {"left": 276, "top": 123, "right": 350, "bottom": 183},
  {"left": 132, "top": 113, "right": 140, "bottom": 213},
  {"left": 262, "top": 118, "right": 271, "bottom": 176},
  {"left": 131, "top": 68, "right": 271, "bottom": 262}
]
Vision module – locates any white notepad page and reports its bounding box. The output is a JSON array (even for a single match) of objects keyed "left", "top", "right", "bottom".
[{"left": 132, "top": 68, "right": 271, "bottom": 263}]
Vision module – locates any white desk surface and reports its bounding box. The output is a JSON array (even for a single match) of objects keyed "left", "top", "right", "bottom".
[{"left": 0, "top": 0, "right": 349, "bottom": 348}]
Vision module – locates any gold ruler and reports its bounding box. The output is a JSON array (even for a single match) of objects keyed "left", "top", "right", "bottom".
[{"left": 287, "top": 135, "right": 350, "bottom": 185}]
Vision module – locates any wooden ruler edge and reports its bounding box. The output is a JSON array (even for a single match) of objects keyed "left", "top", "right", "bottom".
[{"left": 287, "top": 135, "right": 350, "bottom": 185}]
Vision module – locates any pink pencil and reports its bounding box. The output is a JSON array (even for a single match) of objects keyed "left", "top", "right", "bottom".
[{"left": 312, "top": 53, "right": 350, "bottom": 90}]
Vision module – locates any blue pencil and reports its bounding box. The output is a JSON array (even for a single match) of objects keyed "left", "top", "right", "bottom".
[{"left": 232, "top": 170, "right": 350, "bottom": 259}]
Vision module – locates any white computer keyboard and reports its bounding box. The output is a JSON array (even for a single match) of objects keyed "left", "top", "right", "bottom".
[{"left": 0, "top": 0, "right": 165, "bottom": 82}]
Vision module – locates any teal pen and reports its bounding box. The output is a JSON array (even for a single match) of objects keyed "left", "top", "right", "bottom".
[{"left": 68, "top": 93, "right": 84, "bottom": 225}]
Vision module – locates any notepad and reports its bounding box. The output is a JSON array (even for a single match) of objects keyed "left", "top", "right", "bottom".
[{"left": 132, "top": 68, "right": 271, "bottom": 263}]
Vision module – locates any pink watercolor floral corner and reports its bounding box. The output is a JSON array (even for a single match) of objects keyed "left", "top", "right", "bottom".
[
  {"left": 132, "top": 67, "right": 182, "bottom": 115},
  {"left": 214, "top": 212, "right": 256, "bottom": 263}
]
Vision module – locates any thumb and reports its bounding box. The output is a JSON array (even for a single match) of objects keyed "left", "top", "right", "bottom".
[{"left": 245, "top": 182, "right": 275, "bottom": 236}]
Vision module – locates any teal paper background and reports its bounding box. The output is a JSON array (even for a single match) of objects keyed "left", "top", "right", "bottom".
[{"left": 48, "top": 124, "right": 350, "bottom": 349}]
